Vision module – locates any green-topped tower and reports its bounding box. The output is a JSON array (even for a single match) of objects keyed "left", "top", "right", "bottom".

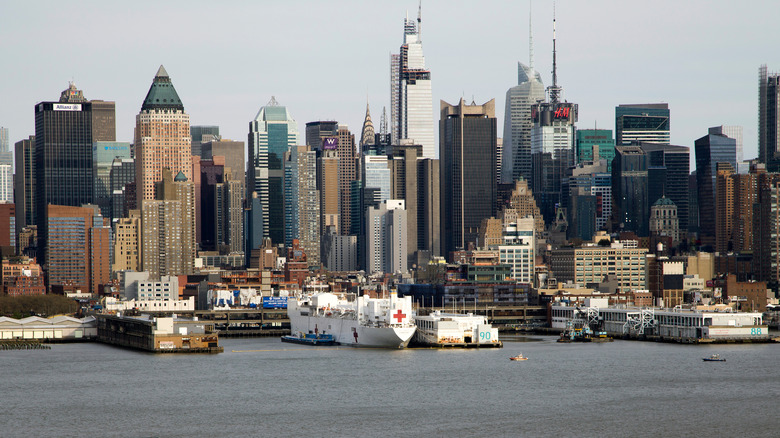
[{"left": 135, "top": 65, "right": 192, "bottom": 206}]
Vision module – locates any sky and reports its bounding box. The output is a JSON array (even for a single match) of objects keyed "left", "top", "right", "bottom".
[{"left": 2, "top": 0, "right": 780, "bottom": 166}]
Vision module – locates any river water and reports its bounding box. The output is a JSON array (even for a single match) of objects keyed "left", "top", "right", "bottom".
[{"left": 2, "top": 335, "right": 778, "bottom": 437}]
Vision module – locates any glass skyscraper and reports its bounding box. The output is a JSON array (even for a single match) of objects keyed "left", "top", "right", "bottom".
[
  {"left": 575, "top": 129, "right": 615, "bottom": 169},
  {"left": 695, "top": 133, "right": 737, "bottom": 246},
  {"left": 758, "top": 65, "right": 780, "bottom": 169},
  {"left": 502, "top": 63, "right": 545, "bottom": 184},
  {"left": 391, "top": 12, "right": 434, "bottom": 158},
  {"left": 248, "top": 97, "right": 299, "bottom": 245}
]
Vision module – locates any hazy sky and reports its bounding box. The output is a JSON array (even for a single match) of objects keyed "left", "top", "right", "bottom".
[{"left": 2, "top": 0, "right": 779, "bottom": 164}]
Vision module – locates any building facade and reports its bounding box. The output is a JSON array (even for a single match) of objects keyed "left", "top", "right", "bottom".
[
  {"left": 391, "top": 12, "right": 435, "bottom": 158},
  {"left": 134, "top": 66, "right": 191, "bottom": 206},
  {"left": 615, "top": 103, "right": 670, "bottom": 146},
  {"left": 248, "top": 97, "right": 299, "bottom": 245},
  {"left": 440, "top": 99, "right": 497, "bottom": 257},
  {"left": 502, "top": 62, "right": 545, "bottom": 184}
]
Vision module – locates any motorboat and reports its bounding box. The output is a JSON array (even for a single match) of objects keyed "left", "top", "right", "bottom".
[{"left": 702, "top": 354, "right": 726, "bottom": 362}]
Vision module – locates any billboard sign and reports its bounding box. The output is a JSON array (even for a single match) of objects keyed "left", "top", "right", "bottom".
[
  {"left": 322, "top": 137, "right": 338, "bottom": 150},
  {"left": 53, "top": 103, "right": 82, "bottom": 111}
]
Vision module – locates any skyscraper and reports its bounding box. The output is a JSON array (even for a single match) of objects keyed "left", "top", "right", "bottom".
[
  {"left": 35, "top": 82, "right": 115, "bottom": 256},
  {"left": 530, "top": 14, "right": 578, "bottom": 223},
  {"left": 0, "top": 127, "right": 10, "bottom": 203},
  {"left": 758, "top": 65, "right": 780, "bottom": 170},
  {"left": 14, "top": 136, "right": 35, "bottom": 236},
  {"left": 135, "top": 66, "right": 191, "bottom": 206},
  {"left": 46, "top": 204, "right": 110, "bottom": 294},
  {"left": 575, "top": 129, "right": 615, "bottom": 168},
  {"left": 284, "top": 145, "right": 320, "bottom": 268},
  {"left": 93, "top": 141, "right": 131, "bottom": 219},
  {"left": 391, "top": 9, "right": 434, "bottom": 158},
  {"left": 440, "top": 98, "right": 497, "bottom": 257},
  {"left": 359, "top": 101, "right": 375, "bottom": 152},
  {"left": 695, "top": 133, "right": 737, "bottom": 247},
  {"left": 709, "top": 125, "right": 743, "bottom": 165},
  {"left": 336, "top": 125, "right": 357, "bottom": 236},
  {"left": 502, "top": 9, "right": 546, "bottom": 184},
  {"left": 190, "top": 125, "right": 220, "bottom": 157},
  {"left": 612, "top": 146, "right": 648, "bottom": 235},
  {"left": 248, "top": 97, "right": 299, "bottom": 245},
  {"left": 366, "top": 200, "right": 408, "bottom": 274},
  {"left": 615, "top": 103, "right": 670, "bottom": 146},
  {"left": 640, "top": 142, "right": 690, "bottom": 235},
  {"left": 141, "top": 169, "right": 195, "bottom": 279}
]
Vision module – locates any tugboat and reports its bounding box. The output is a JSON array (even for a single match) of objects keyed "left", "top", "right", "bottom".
[
  {"left": 281, "top": 332, "right": 336, "bottom": 346},
  {"left": 510, "top": 353, "right": 528, "bottom": 361},
  {"left": 702, "top": 354, "right": 726, "bottom": 362}
]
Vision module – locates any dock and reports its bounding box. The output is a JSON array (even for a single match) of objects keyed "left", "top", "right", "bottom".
[{"left": 96, "top": 314, "right": 223, "bottom": 353}]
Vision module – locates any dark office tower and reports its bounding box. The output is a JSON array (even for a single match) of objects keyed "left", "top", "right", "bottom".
[
  {"left": 14, "top": 136, "right": 35, "bottom": 236},
  {"left": 612, "top": 146, "right": 648, "bottom": 236},
  {"left": 639, "top": 143, "right": 690, "bottom": 235},
  {"left": 248, "top": 97, "right": 298, "bottom": 245},
  {"left": 360, "top": 101, "right": 375, "bottom": 153},
  {"left": 440, "top": 98, "right": 497, "bottom": 257},
  {"left": 305, "top": 121, "right": 339, "bottom": 152},
  {"left": 190, "top": 125, "right": 220, "bottom": 157},
  {"left": 758, "top": 65, "right": 780, "bottom": 170},
  {"left": 688, "top": 172, "right": 699, "bottom": 233},
  {"left": 109, "top": 158, "right": 135, "bottom": 220},
  {"left": 35, "top": 82, "right": 111, "bottom": 256},
  {"left": 200, "top": 159, "right": 225, "bottom": 251},
  {"left": 615, "top": 103, "right": 670, "bottom": 146},
  {"left": 695, "top": 132, "right": 737, "bottom": 247}
]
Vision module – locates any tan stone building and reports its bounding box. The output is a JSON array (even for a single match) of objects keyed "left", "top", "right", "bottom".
[
  {"left": 135, "top": 66, "right": 192, "bottom": 206},
  {"left": 113, "top": 210, "right": 140, "bottom": 273}
]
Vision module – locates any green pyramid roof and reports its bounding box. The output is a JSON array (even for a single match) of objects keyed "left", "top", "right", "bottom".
[
  {"left": 141, "top": 65, "right": 184, "bottom": 111},
  {"left": 174, "top": 171, "right": 188, "bottom": 182}
]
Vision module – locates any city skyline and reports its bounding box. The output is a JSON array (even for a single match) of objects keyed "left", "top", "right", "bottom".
[{"left": 2, "top": 1, "right": 779, "bottom": 165}]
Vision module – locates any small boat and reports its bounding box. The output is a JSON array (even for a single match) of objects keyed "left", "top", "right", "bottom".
[
  {"left": 281, "top": 332, "right": 336, "bottom": 346},
  {"left": 702, "top": 354, "right": 726, "bottom": 362},
  {"left": 510, "top": 353, "right": 528, "bottom": 361}
]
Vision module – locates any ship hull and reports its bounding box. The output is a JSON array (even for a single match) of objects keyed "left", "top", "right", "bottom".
[{"left": 288, "top": 313, "right": 415, "bottom": 349}]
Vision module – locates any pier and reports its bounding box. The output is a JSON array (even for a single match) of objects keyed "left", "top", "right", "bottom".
[{"left": 96, "top": 314, "right": 223, "bottom": 353}]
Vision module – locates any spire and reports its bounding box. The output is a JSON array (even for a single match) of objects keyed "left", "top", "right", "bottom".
[
  {"left": 360, "top": 99, "right": 376, "bottom": 148},
  {"left": 155, "top": 65, "right": 169, "bottom": 78},
  {"left": 417, "top": 0, "right": 422, "bottom": 40},
  {"left": 547, "top": 3, "right": 562, "bottom": 103}
]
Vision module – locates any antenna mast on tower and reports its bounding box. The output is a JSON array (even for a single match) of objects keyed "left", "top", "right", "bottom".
[{"left": 548, "top": 3, "right": 562, "bottom": 103}]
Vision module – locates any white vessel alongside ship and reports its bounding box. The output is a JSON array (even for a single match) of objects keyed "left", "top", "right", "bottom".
[
  {"left": 412, "top": 311, "right": 501, "bottom": 347},
  {"left": 287, "top": 291, "right": 416, "bottom": 348}
]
